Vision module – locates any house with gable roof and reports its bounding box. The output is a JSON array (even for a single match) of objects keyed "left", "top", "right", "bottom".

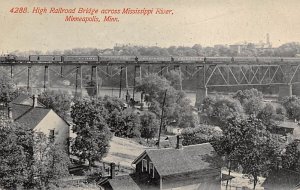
[
  {"left": 100, "top": 136, "right": 222, "bottom": 190},
  {"left": 7, "top": 94, "right": 70, "bottom": 146}
]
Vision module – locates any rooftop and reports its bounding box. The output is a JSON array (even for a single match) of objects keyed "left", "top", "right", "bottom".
[
  {"left": 11, "top": 103, "right": 51, "bottom": 129},
  {"left": 99, "top": 174, "right": 141, "bottom": 190},
  {"left": 133, "top": 143, "right": 221, "bottom": 177},
  {"left": 10, "top": 94, "right": 45, "bottom": 107},
  {"left": 277, "top": 121, "right": 299, "bottom": 129}
]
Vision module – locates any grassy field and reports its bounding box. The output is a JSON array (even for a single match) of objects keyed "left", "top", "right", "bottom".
[{"left": 102, "top": 136, "right": 145, "bottom": 168}]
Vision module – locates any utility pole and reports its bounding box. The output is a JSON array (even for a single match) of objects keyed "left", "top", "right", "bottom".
[
  {"left": 119, "top": 66, "right": 123, "bottom": 98},
  {"left": 157, "top": 90, "right": 167, "bottom": 149}
]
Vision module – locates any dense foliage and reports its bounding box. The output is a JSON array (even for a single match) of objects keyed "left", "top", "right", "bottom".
[
  {"left": 202, "top": 95, "right": 244, "bottom": 128},
  {"left": 140, "top": 111, "right": 160, "bottom": 142},
  {"left": 281, "top": 96, "right": 300, "bottom": 120},
  {"left": 0, "top": 75, "right": 18, "bottom": 106},
  {"left": 181, "top": 125, "right": 222, "bottom": 146},
  {"left": 281, "top": 140, "right": 300, "bottom": 172},
  {"left": 14, "top": 42, "right": 300, "bottom": 57},
  {"left": 33, "top": 133, "right": 70, "bottom": 189},
  {"left": 233, "top": 88, "right": 264, "bottom": 115},
  {"left": 212, "top": 117, "right": 279, "bottom": 190},
  {"left": 136, "top": 73, "right": 197, "bottom": 128},
  {"left": 0, "top": 117, "right": 28, "bottom": 189},
  {"left": 71, "top": 98, "right": 112, "bottom": 168},
  {"left": 38, "top": 90, "right": 72, "bottom": 119},
  {"left": 0, "top": 114, "right": 69, "bottom": 190}
]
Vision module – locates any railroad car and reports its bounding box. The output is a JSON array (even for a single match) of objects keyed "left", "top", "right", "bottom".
[
  {"left": 99, "top": 56, "right": 136, "bottom": 62},
  {"left": 0, "top": 54, "right": 17, "bottom": 62},
  {"left": 15, "top": 56, "right": 29, "bottom": 63},
  {"left": 281, "top": 57, "right": 300, "bottom": 63},
  {"left": 256, "top": 57, "right": 282, "bottom": 63},
  {"left": 29, "top": 55, "right": 62, "bottom": 62},
  {"left": 173, "top": 56, "right": 205, "bottom": 62},
  {"left": 205, "top": 57, "right": 233, "bottom": 63},
  {"left": 138, "top": 56, "right": 171, "bottom": 62},
  {"left": 233, "top": 57, "right": 257, "bottom": 63},
  {"left": 63, "top": 55, "right": 99, "bottom": 62}
]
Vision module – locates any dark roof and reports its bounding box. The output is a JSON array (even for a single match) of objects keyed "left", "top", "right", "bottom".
[
  {"left": 133, "top": 143, "right": 220, "bottom": 177},
  {"left": 10, "top": 94, "right": 45, "bottom": 107},
  {"left": 11, "top": 94, "right": 30, "bottom": 104},
  {"left": 99, "top": 175, "right": 141, "bottom": 190},
  {"left": 11, "top": 104, "right": 51, "bottom": 129},
  {"left": 221, "top": 173, "right": 235, "bottom": 181},
  {"left": 277, "top": 121, "right": 299, "bottom": 129},
  {"left": 262, "top": 169, "right": 300, "bottom": 189}
]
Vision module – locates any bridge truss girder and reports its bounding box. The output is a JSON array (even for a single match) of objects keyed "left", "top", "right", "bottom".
[{"left": 200, "top": 64, "right": 300, "bottom": 87}]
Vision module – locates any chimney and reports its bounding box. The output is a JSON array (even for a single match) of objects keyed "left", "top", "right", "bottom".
[
  {"left": 176, "top": 135, "right": 183, "bottom": 149},
  {"left": 110, "top": 162, "right": 116, "bottom": 179},
  {"left": 32, "top": 95, "right": 38, "bottom": 108},
  {"left": 7, "top": 107, "right": 12, "bottom": 120}
]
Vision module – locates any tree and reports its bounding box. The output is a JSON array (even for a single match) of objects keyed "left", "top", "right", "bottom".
[
  {"left": 0, "top": 75, "right": 18, "bottom": 106},
  {"left": 101, "top": 96, "right": 126, "bottom": 130},
  {"left": 213, "top": 117, "right": 279, "bottom": 190},
  {"left": 112, "top": 108, "right": 141, "bottom": 138},
  {"left": 202, "top": 95, "right": 244, "bottom": 128},
  {"left": 233, "top": 88, "right": 264, "bottom": 116},
  {"left": 136, "top": 73, "right": 196, "bottom": 128},
  {"left": 240, "top": 138, "right": 279, "bottom": 190},
  {"left": 38, "top": 90, "right": 72, "bottom": 119},
  {"left": 164, "top": 70, "right": 183, "bottom": 90},
  {"left": 140, "top": 111, "right": 159, "bottom": 142},
  {"left": 257, "top": 103, "right": 285, "bottom": 126},
  {"left": 181, "top": 125, "right": 222, "bottom": 146},
  {"left": 0, "top": 112, "right": 70, "bottom": 190},
  {"left": 33, "top": 132, "right": 70, "bottom": 189},
  {"left": 275, "top": 42, "right": 300, "bottom": 57},
  {"left": 257, "top": 103, "right": 276, "bottom": 125},
  {"left": 0, "top": 116, "right": 28, "bottom": 189},
  {"left": 281, "top": 140, "right": 300, "bottom": 172},
  {"left": 102, "top": 95, "right": 125, "bottom": 113},
  {"left": 281, "top": 96, "right": 300, "bottom": 120},
  {"left": 71, "top": 98, "right": 112, "bottom": 168},
  {"left": 243, "top": 97, "right": 264, "bottom": 116},
  {"left": 98, "top": 96, "right": 141, "bottom": 138}
]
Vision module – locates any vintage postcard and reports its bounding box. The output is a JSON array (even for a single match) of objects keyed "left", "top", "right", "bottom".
[{"left": 0, "top": 0, "right": 300, "bottom": 190}]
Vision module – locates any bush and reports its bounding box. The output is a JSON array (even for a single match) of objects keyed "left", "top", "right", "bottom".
[
  {"left": 281, "top": 96, "right": 300, "bottom": 120},
  {"left": 181, "top": 125, "right": 222, "bottom": 146}
]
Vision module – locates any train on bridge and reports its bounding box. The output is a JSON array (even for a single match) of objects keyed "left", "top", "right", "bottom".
[{"left": 1, "top": 54, "right": 300, "bottom": 64}]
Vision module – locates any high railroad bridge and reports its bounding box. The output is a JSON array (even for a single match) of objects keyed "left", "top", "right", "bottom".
[{"left": 1, "top": 56, "right": 300, "bottom": 105}]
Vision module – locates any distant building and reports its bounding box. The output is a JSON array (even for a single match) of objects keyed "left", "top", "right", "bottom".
[
  {"left": 229, "top": 33, "right": 273, "bottom": 55},
  {"left": 100, "top": 137, "right": 222, "bottom": 190},
  {"left": 8, "top": 94, "right": 70, "bottom": 146},
  {"left": 165, "top": 125, "right": 183, "bottom": 135},
  {"left": 270, "top": 121, "right": 300, "bottom": 144},
  {"left": 229, "top": 43, "right": 248, "bottom": 55}
]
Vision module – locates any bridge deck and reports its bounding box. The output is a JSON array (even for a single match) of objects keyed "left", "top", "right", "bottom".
[{"left": 1, "top": 59, "right": 300, "bottom": 66}]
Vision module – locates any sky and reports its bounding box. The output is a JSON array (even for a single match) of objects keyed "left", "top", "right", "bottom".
[{"left": 1, "top": 0, "right": 300, "bottom": 52}]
